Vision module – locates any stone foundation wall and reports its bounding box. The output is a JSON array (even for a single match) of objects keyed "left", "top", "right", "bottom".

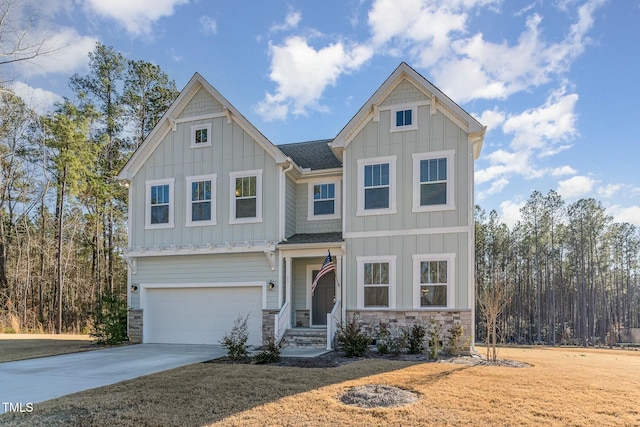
[
  {"left": 262, "top": 309, "right": 279, "bottom": 344},
  {"left": 128, "top": 309, "right": 143, "bottom": 343},
  {"left": 295, "top": 310, "right": 310, "bottom": 327},
  {"left": 346, "top": 309, "right": 473, "bottom": 354}
]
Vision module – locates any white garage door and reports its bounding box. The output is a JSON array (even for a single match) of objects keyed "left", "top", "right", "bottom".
[{"left": 143, "top": 286, "right": 262, "bottom": 345}]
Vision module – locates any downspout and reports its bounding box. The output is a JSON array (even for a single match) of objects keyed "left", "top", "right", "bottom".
[{"left": 279, "top": 158, "right": 294, "bottom": 242}]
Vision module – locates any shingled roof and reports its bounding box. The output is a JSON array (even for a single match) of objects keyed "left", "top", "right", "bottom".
[{"left": 278, "top": 139, "right": 342, "bottom": 171}]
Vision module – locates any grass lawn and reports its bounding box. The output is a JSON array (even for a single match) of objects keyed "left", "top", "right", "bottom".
[
  {"left": 0, "top": 334, "right": 96, "bottom": 363},
  {"left": 1, "top": 346, "right": 639, "bottom": 426}
]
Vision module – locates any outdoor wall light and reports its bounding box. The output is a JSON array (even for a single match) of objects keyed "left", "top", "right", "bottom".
[
  {"left": 131, "top": 285, "right": 138, "bottom": 292},
  {"left": 268, "top": 281, "right": 275, "bottom": 290}
]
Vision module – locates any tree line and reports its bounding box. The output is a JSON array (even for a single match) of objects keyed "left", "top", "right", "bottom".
[
  {"left": 475, "top": 190, "right": 640, "bottom": 346},
  {"left": 0, "top": 43, "right": 178, "bottom": 333}
]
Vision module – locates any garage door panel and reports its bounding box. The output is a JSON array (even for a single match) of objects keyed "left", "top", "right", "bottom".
[{"left": 144, "top": 287, "right": 262, "bottom": 345}]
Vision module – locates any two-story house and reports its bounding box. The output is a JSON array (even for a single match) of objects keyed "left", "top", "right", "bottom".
[{"left": 117, "top": 62, "right": 485, "bottom": 351}]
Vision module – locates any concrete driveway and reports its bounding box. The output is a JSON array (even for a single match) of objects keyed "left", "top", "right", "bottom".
[{"left": 0, "top": 344, "right": 224, "bottom": 414}]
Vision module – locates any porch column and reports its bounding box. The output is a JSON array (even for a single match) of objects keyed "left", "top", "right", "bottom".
[
  {"left": 278, "top": 251, "right": 284, "bottom": 307},
  {"left": 336, "top": 254, "right": 343, "bottom": 320},
  {"left": 285, "top": 256, "right": 292, "bottom": 305}
]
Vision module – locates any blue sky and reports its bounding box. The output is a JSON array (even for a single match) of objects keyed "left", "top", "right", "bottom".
[{"left": 8, "top": 0, "right": 640, "bottom": 226}]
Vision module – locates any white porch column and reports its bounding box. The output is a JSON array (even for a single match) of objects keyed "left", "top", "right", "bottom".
[
  {"left": 340, "top": 245, "right": 347, "bottom": 321},
  {"left": 278, "top": 251, "right": 284, "bottom": 307},
  {"left": 336, "top": 254, "right": 343, "bottom": 321},
  {"left": 285, "top": 256, "right": 292, "bottom": 304}
]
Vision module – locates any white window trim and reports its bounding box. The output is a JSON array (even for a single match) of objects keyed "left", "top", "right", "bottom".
[
  {"left": 185, "top": 174, "right": 217, "bottom": 227},
  {"left": 307, "top": 180, "right": 341, "bottom": 221},
  {"left": 190, "top": 123, "right": 212, "bottom": 148},
  {"left": 145, "top": 178, "right": 175, "bottom": 230},
  {"left": 412, "top": 253, "right": 455, "bottom": 309},
  {"left": 412, "top": 150, "right": 455, "bottom": 212},
  {"left": 356, "top": 155, "right": 397, "bottom": 216},
  {"left": 356, "top": 255, "right": 396, "bottom": 309},
  {"left": 229, "top": 169, "right": 263, "bottom": 225},
  {"left": 390, "top": 105, "right": 418, "bottom": 132}
]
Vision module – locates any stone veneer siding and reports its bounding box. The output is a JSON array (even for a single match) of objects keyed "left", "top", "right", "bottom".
[
  {"left": 295, "top": 309, "right": 310, "bottom": 327},
  {"left": 128, "top": 309, "right": 143, "bottom": 343},
  {"left": 347, "top": 309, "right": 473, "bottom": 354},
  {"left": 262, "top": 309, "right": 279, "bottom": 344}
]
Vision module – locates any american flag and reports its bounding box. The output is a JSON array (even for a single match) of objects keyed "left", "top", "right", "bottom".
[{"left": 311, "top": 251, "right": 335, "bottom": 295}]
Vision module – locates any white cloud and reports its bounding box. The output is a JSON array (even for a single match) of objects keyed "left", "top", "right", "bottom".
[
  {"left": 551, "top": 165, "right": 577, "bottom": 176},
  {"left": 82, "top": 0, "right": 188, "bottom": 37},
  {"left": 270, "top": 10, "right": 302, "bottom": 32},
  {"left": 607, "top": 205, "right": 640, "bottom": 226},
  {"left": 199, "top": 16, "right": 217, "bottom": 35},
  {"left": 17, "top": 27, "right": 97, "bottom": 77},
  {"left": 500, "top": 199, "right": 525, "bottom": 229},
  {"left": 255, "top": 36, "right": 373, "bottom": 121},
  {"left": 557, "top": 175, "right": 596, "bottom": 199},
  {"left": 430, "top": 0, "right": 604, "bottom": 102},
  {"left": 597, "top": 184, "right": 622, "bottom": 199},
  {"left": 477, "top": 108, "right": 506, "bottom": 133},
  {"left": 11, "top": 81, "right": 63, "bottom": 114},
  {"left": 502, "top": 86, "right": 578, "bottom": 151}
]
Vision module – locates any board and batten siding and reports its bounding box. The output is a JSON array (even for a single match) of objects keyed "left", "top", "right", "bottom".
[
  {"left": 129, "top": 87, "right": 280, "bottom": 249},
  {"left": 344, "top": 106, "right": 471, "bottom": 234},
  {"left": 130, "top": 253, "right": 278, "bottom": 309},
  {"left": 344, "top": 233, "right": 470, "bottom": 310}
]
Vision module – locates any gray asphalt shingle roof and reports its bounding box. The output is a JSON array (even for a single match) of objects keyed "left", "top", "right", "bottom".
[
  {"left": 279, "top": 232, "right": 344, "bottom": 245},
  {"left": 278, "top": 139, "right": 342, "bottom": 171}
]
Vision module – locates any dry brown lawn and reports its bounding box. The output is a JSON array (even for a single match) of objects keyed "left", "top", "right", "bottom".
[
  {"left": 2, "top": 346, "right": 639, "bottom": 427},
  {"left": 0, "top": 334, "right": 95, "bottom": 363}
]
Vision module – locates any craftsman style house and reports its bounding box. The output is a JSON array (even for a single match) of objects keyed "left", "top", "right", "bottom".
[{"left": 117, "top": 63, "right": 485, "bottom": 350}]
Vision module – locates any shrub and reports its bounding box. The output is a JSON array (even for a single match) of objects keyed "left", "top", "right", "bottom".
[
  {"left": 255, "top": 337, "right": 281, "bottom": 363},
  {"left": 376, "top": 323, "right": 391, "bottom": 355},
  {"left": 403, "top": 323, "right": 427, "bottom": 354},
  {"left": 388, "top": 334, "right": 407, "bottom": 356},
  {"left": 221, "top": 314, "right": 251, "bottom": 360},
  {"left": 91, "top": 290, "right": 128, "bottom": 345},
  {"left": 336, "top": 315, "right": 370, "bottom": 357},
  {"left": 446, "top": 322, "right": 465, "bottom": 356},
  {"left": 427, "top": 320, "right": 443, "bottom": 360}
]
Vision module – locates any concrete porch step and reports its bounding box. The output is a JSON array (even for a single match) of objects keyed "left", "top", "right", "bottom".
[{"left": 281, "top": 328, "right": 327, "bottom": 349}]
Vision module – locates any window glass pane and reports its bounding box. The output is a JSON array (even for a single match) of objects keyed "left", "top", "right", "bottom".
[
  {"left": 438, "top": 261, "right": 447, "bottom": 282},
  {"left": 364, "top": 165, "right": 372, "bottom": 187},
  {"left": 365, "top": 187, "right": 389, "bottom": 210},
  {"left": 429, "top": 159, "right": 439, "bottom": 182},
  {"left": 195, "top": 128, "right": 207, "bottom": 144},
  {"left": 420, "top": 182, "right": 447, "bottom": 206},
  {"left": 380, "top": 163, "right": 389, "bottom": 185},
  {"left": 151, "top": 205, "right": 168, "bottom": 224},
  {"left": 192, "top": 201, "right": 211, "bottom": 221},
  {"left": 396, "top": 110, "right": 403, "bottom": 127},
  {"left": 236, "top": 198, "right": 256, "bottom": 218},
  {"left": 438, "top": 158, "right": 447, "bottom": 180},
  {"left": 151, "top": 184, "right": 168, "bottom": 205},
  {"left": 314, "top": 200, "right": 334, "bottom": 215},
  {"left": 364, "top": 286, "right": 389, "bottom": 307},
  {"left": 327, "top": 184, "right": 334, "bottom": 199},
  {"left": 420, "top": 285, "right": 447, "bottom": 306},
  {"left": 404, "top": 109, "right": 412, "bottom": 125},
  {"left": 364, "top": 263, "right": 373, "bottom": 285}
]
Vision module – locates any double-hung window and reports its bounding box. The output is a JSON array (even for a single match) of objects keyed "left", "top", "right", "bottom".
[
  {"left": 413, "top": 254, "right": 454, "bottom": 308},
  {"left": 191, "top": 124, "right": 212, "bottom": 148},
  {"left": 391, "top": 105, "right": 417, "bottom": 132},
  {"left": 412, "top": 150, "right": 455, "bottom": 212},
  {"left": 145, "top": 178, "right": 174, "bottom": 229},
  {"left": 357, "top": 156, "right": 396, "bottom": 216},
  {"left": 186, "top": 174, "right": 217, "bottom": 226},
  {"left": 357, "top": 256, "right": 396, "bottom": 309},
  {"left": 308, "top": 181, "right": 340, "bottom": 220},
  {"left": 229, "top": 170, "right": 263, "bottom": 224}
]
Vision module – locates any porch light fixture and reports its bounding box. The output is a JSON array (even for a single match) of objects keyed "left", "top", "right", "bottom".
[
  {"left": 268, "top": 281, "right": 275, "bottom": 290},
  {"left": 131, "top": 285, "right": 138, "bottom": 292}
]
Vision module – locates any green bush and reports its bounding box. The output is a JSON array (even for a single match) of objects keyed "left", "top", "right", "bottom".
[
  {"left": 446, "top": 322, "right": 465, "bottom": 356},
  {"left": 376, "top": 323, "right": 391, "bottom": 355},
  {"left": 427, "top": 320, "right": 443, "bottom": 360},
  {"left": 255, "top": 337, "right": 281, "bottom": 363},
  {"left": 221, "top": 314, "right": 251, "bottom": 360},
  {"left": 403, "top": 323, "right": 427, "bottom": 354},
  {"left": 91, "top": 290, "right": 128, "bottom": 345},
  {"left": 336, "top": 315, "right": 370, "bottom": 357}
]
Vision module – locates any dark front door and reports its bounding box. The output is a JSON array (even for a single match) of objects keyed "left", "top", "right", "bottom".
[{"left": 311, "top": 271, "right": 334, "bottom": 326}]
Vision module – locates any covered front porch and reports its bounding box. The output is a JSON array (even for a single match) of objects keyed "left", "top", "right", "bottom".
[{"left": 273, "top": 233, "right": 345, "bottom": 350}]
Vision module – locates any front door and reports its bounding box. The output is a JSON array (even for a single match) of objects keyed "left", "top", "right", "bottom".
[{"left": 311, "top": 270, "right": 335, "bottom": 326}]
